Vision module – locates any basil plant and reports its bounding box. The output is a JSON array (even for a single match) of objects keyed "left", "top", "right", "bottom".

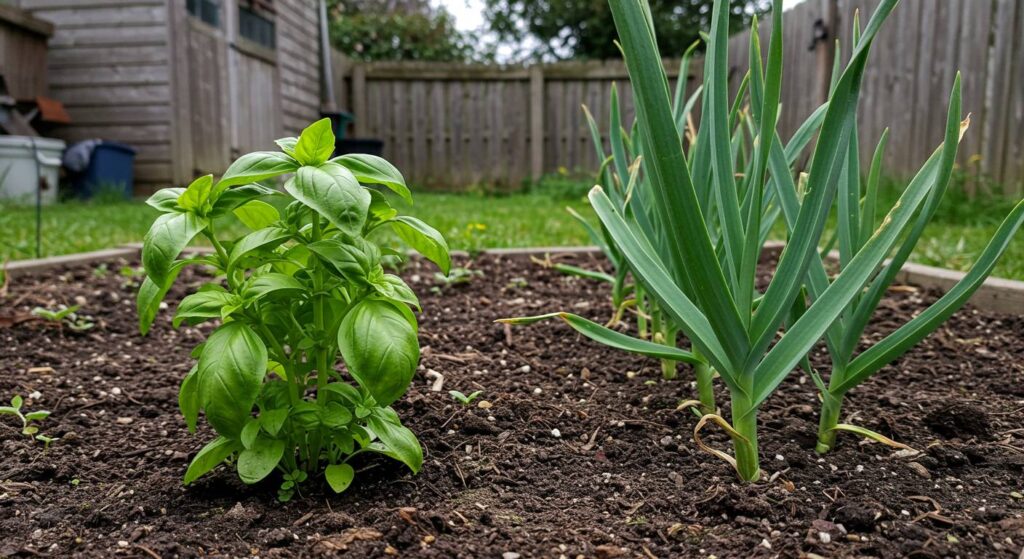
[{"left": 136, "top": 119, "right": 450, "bottom": 499}]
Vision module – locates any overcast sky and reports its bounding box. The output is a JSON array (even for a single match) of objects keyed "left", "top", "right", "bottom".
[{"left": 441, "top": 0, "right": 809, "bottom": 32}]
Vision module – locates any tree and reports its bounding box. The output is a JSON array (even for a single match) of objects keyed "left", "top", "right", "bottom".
[
  {"left": 481, "top": 0, "right": 771, "bottom": 61},
  {"left": 328, "top": 0, "right": 478, "bottom": 62}
]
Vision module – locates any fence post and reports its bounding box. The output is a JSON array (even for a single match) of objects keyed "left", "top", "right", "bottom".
[
  {"left": 815, "top": 0, "right": 840, "bottom": 104},
  {"left": 352, "top": 64, "right": 367, "bottom": 137},
  {"left": 530, "top": 64, "right": 545, "bottom": 182}
]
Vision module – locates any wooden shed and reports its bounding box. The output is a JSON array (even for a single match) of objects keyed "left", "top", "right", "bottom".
[{"left": 12, "top": 0, "right": 326, "bottom": 193}]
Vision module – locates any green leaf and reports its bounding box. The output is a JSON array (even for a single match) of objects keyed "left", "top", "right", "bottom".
[
  {"left": 227, "top": 226, "right": 292, "bottom": 270},
  {"left": 233, "top": 200, "right": 281, "bottom": 230},
  {"left": 179, "top": 365, "right": 200, "bottom": 433},
  {"left": 500, "top": 312, "right": 704, "bottom": 365},
  {"left": 368, "top": 188, "right": 399, "bottom": 224},
  {"left": 217, "top": 151, "right": 298, "bottom": 191},
  {"left": 321, "top": 401, "right": 353, "bottom": 429},
  {"left": 588, "top": 187, "right": 734, "bottom": 381},
  {"left": 373, "top": 274, "right": 420, "bottom": 311},
  {"left": 184, "top": 436, "right": 240, "bottom": 485},
  {"left": 177, "top": 175, "right": 214, "bottom": 213},
  {"left": 552, "top": 263, "right": 615, "bottom": 284},
  {"left": 275, "top": 137, "right": 298, "bottom": 156},
  {"left": 23, "top": 410, "right": 49, "bottom": 421},
  {"left": 137, "top": 258, "right": 197, "bottom": 335},
  {"left": 607, "top": 0, "right": 749, "bottom": 362},
  {"left": 237, "top": 436, "right": 286, "bottom": 484},
  {"left": 390, "top": 216, "right": 451, "bottom": 274},
  {"left": 366, "top": 410, "right": 422, "bottom": 474},
  {"left": 259, "top": 408, "right": 289, "bottom": 436},
  {"left": 752, "top": 111, "right": 954, "bottom": 407},
  {"left": 747, "top": 0, "right": 899, "bottom": 366},
  {"left": 210, "top": 183, "right": 279, "bottom": 216},
  {"left": 174, "top": 291, "right": 239, "bottom": 327},
  {"left": 196, "top": 322, "right": 268, "bottom": 436},
  {"left": 338, "top": 300, "right": 419, "bottom": 406},
  {"left": 142, "top": 212, "right": 208, "bottom": 286},
  {"left": 324, "top": 463, "right": 355, "bottom": 493},
  {"left": 146, "top": 188, "right": 185, "bottom": 212},
  {"left": 293, "top": 118, "right": 336, "bottom": 166},
  {"left": 307, "top": 237, "right": 379, "bottom": 284},
  {"left": 241, "top": 419, "right": 261, "bottom": 449},
  {"left": 286, "top": 164, "right": 370, "bottom": 237},
  {"left": 321, "top": 382, "right": 363, "bottom": 406},
  {"left": 839, "top": 199, "right": 1024, "bottom": 393},
  {"left": 332, "top": 153, "right": 411, "bottom": 203},
  {"left": 243, "top": 273, "right": 306, "bottom": 301}
]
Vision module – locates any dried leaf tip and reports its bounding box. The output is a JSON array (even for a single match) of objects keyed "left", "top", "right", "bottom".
[{"left": 959, "top": 114, "right": 971, "bottom": 142}]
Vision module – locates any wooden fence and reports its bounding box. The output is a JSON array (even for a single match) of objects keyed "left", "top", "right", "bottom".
[
  {"left": 0, "top": 5, "right": 52, "bottom": 100},
  {"left": 332, "top": 0, "right": 1023, "bottom": 194},
  {"left": 331, "top": 55, "right": 701, "bottom": 190},
  {"left": 729, "top": 0, "right": 1024, "bottom": 197}
]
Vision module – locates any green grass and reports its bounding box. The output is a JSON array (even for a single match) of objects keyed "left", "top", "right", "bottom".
[
  {"left": 0, "top": 190, "right": 596, "bottom": 262},
  {"left": 2, "top": 178, "right": 1021, "bottom": 281}
]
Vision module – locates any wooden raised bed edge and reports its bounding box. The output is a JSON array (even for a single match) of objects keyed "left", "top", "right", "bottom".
[{"left": 5, "top": 242, "right": 1023, "bottom": 315}]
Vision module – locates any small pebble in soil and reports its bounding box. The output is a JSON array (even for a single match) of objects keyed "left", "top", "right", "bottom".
[
  {"left": 551, "top": 429, "right": 561, "bottom": 438},
  {"left": 502, "top": 553, "right": 521, "bottom": 559}
]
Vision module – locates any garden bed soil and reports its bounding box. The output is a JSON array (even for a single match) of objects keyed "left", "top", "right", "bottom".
[{"left": 1, "top": 251, "right": 1023, "bottom": 558}]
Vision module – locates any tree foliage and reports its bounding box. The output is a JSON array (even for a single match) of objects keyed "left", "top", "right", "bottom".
[
  {"left": 482, "top": 0, "right": 770, "bottom": 61},
  {"left": 328, "top": 0, "right": 476, "bottom": 62}
]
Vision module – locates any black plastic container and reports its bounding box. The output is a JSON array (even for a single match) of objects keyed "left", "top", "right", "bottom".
[{"left": 334, "top": 138, "right": 384, "bottom": 157}]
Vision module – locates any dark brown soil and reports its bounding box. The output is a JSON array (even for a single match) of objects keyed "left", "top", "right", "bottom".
[{"left": 1, "top": 251, "right": 1022, "bottom": 558}]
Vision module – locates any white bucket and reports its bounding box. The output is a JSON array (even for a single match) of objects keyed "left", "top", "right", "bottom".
[{"left": 0, "top": 136, "right": 65, "bottom": 206}]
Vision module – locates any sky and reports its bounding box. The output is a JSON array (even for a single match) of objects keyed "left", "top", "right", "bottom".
[{"left": 441, "top": 0, "right": 809, "bottom": 32}]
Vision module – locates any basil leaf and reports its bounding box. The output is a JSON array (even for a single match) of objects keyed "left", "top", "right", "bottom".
[
  {"left": 183, "top": 436, "right": 240, "bottom": 485},
  {"left": 237, "top": 436, "right": 286, "bottom": 484},
  {"left": 228, "top": 226, "right": 292, "bottom": 270},
  {"left": 233, "top": 200, "right": 280, "bottom": 230},
  {"left": 373, "top": 274, "right": 420, "bottom": 311},
  {"left": 367, "top": 410, "right": 423, "bottom": 474},
  {"left": 391, "top": 216, "right": 451, "bottom": 275},
  {"left": 243, "top": 273, "right": 306, "bottom": 301},
  {"left": 177, "top": 175, "right": 214, "bottom": 213},
  {"left": 293, "top": 118, "right": 336, "bottom": 166},
  {"left": 338, "top": 300, "right": 419, "bottom": 406},
  {"left": 307, "top": 237, "right": 380, "bottom": 284},
  {"left": 174, "top": 291, "right": 239, "bottom": 327},
  {"left": 331, "top": 153, "right": 411, "bottom": 204},
  {"left": 217, "top": 151, "right": 298, "bottom": 191},
  {"left": 146, "top": 188, "right": 185, "bottom": 212},
  {"left": 196, "top": 322, "right": 268, "bottom": 436},
  {"left": 210, "top": 183, "right": 279, "bottom": 216},
  {"left": 179, "top": 365, "right": 200, "bottom": 433},
  {"left": 142, "top": 212, "right": 208, "bottom": 286},
  {"left": 275, "top": 137, "right": 298, "bottom": 156},
  {"left": 259, "top": 408, "right": 289, "bottom": 436},
  {"left": 285, "top": 164, "right": 370, "bottom": 237}
]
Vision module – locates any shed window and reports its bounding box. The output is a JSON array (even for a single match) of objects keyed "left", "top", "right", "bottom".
[
  {"left": 239, "top": 0, "right": 276, "bottom": 49},
  {"left": 187, "top": 0, "right": 221, "bottom": 27}
]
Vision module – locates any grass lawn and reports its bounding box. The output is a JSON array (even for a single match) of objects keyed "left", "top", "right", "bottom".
[
  {"left": 0, "top": 192, "right": 595, "bottom": 262},
  {"left": 2, "top": 184, "right": 1022, "bottom": 281}
]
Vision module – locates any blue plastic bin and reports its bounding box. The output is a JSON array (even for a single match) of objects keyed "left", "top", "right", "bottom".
[{"left": 72, "top": 141, "right": 137, "bottom": 199}]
